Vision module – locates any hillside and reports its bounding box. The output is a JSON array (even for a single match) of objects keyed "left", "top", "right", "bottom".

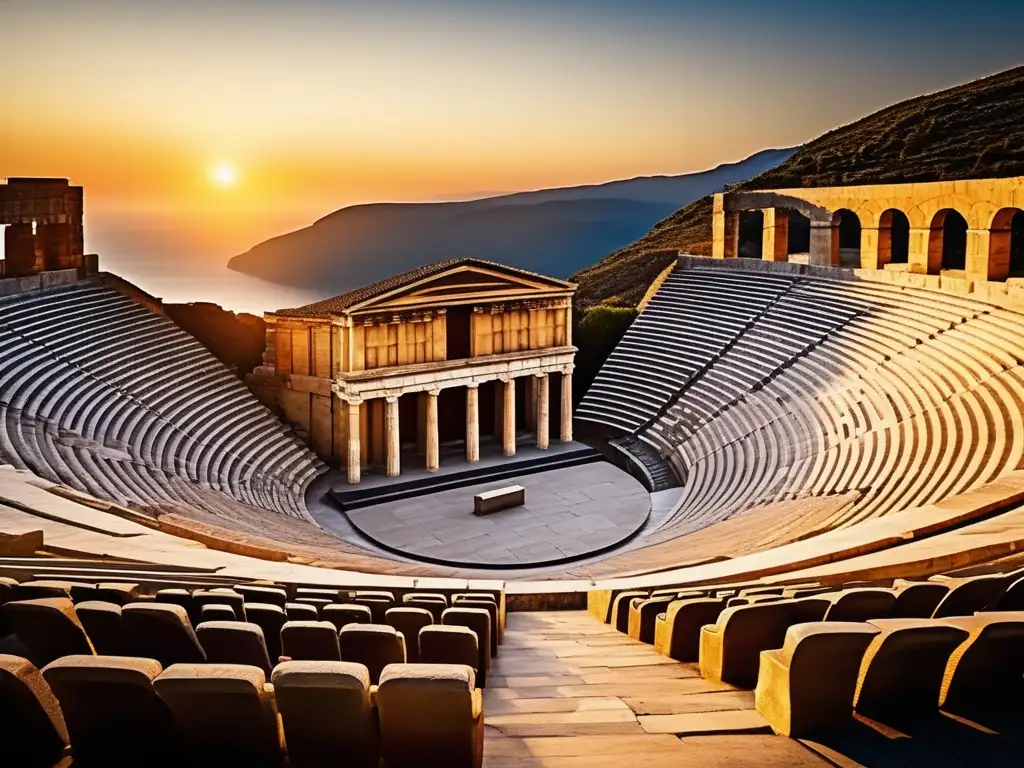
[
  {"left": 227, "top": 148, "right": 794, "bottom": 293},
  {"left": 574, "top": 64, "right": 1024, "bottom": 308}
]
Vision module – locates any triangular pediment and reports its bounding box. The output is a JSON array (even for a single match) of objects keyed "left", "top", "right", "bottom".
[{"left": 348, "top": 263, "right": 573, "bottom": 314}]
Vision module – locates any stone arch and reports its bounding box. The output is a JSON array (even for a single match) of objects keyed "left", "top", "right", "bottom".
[
  {"left": 927, "top": 208, "right": 968, "bottom": 274},
  {"left": 831, "top": 208, "right": 862, "bottom": 267},
  {"left": 878, "top": 209, "right": 910, "bottom": 267},
  {"left": 737, "top": 210, "right": 765, "bottom": 259},
  {"left": 988, "top": 207, "right": 1024, "bottom": 281},
  {"left": 786, "top": 209, "right": 811, "bottom": 259}
]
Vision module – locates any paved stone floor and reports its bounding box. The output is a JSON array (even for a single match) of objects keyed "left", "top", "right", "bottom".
[{"left": 343, "top": 463, "right": 650, "bottom": 567}]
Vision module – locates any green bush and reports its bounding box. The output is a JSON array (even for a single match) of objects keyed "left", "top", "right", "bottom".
[{"left": 572, "top": 304, "right": 638, "bottom": 403}]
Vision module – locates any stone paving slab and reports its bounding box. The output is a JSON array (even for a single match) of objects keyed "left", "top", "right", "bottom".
[{"left": 345, "top": 463, "right": 650, "bottom": 567}]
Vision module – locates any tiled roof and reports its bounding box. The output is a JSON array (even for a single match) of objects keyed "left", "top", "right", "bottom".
[{"left": 276, "top": 257, "right": 573, "bottom": 318}]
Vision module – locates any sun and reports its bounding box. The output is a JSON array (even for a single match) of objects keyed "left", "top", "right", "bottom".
[{"left": 211, "top": 164, "right": 237, "bottom": 188}]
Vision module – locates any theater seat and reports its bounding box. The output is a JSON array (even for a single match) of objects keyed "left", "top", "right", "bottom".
[
  {"left": 192, "top": 590, "right": 246, "bottom": 622},
  {"left": 385, "top": 607, "right": 433, "bottom": 663},
  {"left": 853, "top": 618, "right": 970, "bottom": 723},
  {"left": 0, "top": 654, "right": 69, "bottom": 768},
  {"left": 154, "top": 663, "right": 283, "bottom": 767},
  {"left": 285, "top": 602, "right": 319, "bottom": 621},
  {"left": 339, "top": 624, "right": 406, "bottom": 685},
  {"left": 939, "top": 612, "right": 1024, "bottom": 716},
  {"left": 234, "top": 585, "right": 288, "bottom": 608},
  {"left": 457, "top": 598, "right": 501, "bottom": 652},
  {"left": 822, "top": 588, "right": 897, "bottom": 622},
  {"left": 376, "top": 663, "right": 483, "bottom": 768},
  {"left": 931, "top": 575, "right": 1006, "bottom": 618},
  {"left": 281, "top": 620, "right": 341, "bottom": 661},
  {"left": 42, "top": 655, "right": 181, "bottom": 767},
  {"left": 754, "top": 622, "right": 880, "bottom": 737},
  {"left": 442, "top": 608, "right": 491, "bottom": 687},
  {"left": 610, "top": 590, "right": 648, "bottom": 633},
  {"left": 891, "top": 581, "right": 949, "bottom": 618},
  {"left": 74, "top": 601, "right": 123, "bottom": 656},
  {"left": 653, "top": 597, "right": 727, "bottom": 661},
  {"left": 121, "top": 603, "right": 206, "bottom": 666},
  {"left": 322, "top": 603, "right": 372, "bottom": 631},
  {"left": 419, "top": 625, "right": 480, "bottom": 682},
  {"left": 196, "top": 621, "right": 274, "bottom": 676},
  {"left": 699, "top": 598, "right": 830, "bottom": 687},
  {"left": 629, "top": 595, "right": 679, "bottom": 644},
  {"left": 200, "top": 604, "right": 236, "bottom": 623},
  {"left": 5, "top": 598, "right": 95, "bottom": 666},
  {"left": 272, "top": 661, "right": 379, "bottom": 768},
  {"left": 246, "top": 603, "right": 287, "bottom": 663}
]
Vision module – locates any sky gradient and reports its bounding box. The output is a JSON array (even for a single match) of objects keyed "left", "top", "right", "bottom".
[{"left": 1, "top": 0, "right": 1023, "bottom": 263}]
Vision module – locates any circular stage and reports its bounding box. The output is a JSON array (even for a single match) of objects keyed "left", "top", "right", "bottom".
[{"left": 342, "top": 463, "right": 650, "bottom": 567}]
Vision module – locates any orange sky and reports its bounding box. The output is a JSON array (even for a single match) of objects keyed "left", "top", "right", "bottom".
[{"left": 2, "top": 1, "right": 1022, "bottom": 261}]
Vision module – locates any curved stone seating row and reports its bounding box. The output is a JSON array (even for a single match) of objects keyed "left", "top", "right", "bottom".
[
  {"left": 0, "top": 282, "right": 324, "bottom": 521},
  {"left": 618, "top": 269, "right": 1024, "bottom": 539},
  {"left": 2, "top": 651, "right": 484, "bottom": 768},
  {"left": 577, "top": 268, "right": 798, "bottom": 433}
]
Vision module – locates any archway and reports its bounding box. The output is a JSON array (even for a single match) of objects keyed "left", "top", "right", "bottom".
[
  {"left": 988, "top": 207, "right": 1024, "bottom": 281},
  {"left": 737, "top": 211, "right": 764, "bottom": 259},
  {"left": 877, "top": 209, "right": 910, "bottom": 267},
  {"left": 786, "top": 210, "right": 811, "bottom": 261},
  {"left": 928, "top": 209, "right": 968, "bottom": 274},
  {"left": 832, "top": 209, "right": 861, "bottom": 267}
]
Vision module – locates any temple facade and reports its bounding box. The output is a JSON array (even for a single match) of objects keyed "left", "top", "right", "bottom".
[{"left": 259, "top": 258, "right": 576, "bottom": 483}]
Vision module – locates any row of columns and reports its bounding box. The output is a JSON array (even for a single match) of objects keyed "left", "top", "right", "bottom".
[{"left": 345, "top": 371, "right": 572, "bottom": 484}]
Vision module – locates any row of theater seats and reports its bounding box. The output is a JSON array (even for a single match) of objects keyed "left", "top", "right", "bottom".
[
  {"left": 2, "top": 654, "right": 483, "bottom": 768},
  {"left": 599, "top": 569, "right": 1024, "bottom": 737},
  {"left": 0, "top": 281, "right": 324, "bottom": 520},
  {"left": 0, "top": 578, "right": 501, "bottom": 766},
  {"left": 592, "top": 267, "right": 1024, "bottom": 539}
]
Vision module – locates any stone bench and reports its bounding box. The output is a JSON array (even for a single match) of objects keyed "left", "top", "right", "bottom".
[{"left": 473, "top": 486, "right": 524, "bottom": 516}]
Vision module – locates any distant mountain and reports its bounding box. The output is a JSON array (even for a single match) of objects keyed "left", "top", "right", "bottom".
[
  {"left": 574, "top": 65, "right": 1024, "bottom": 309},
  {"left": 227, "top": 148, "right": 796, "bottom": 293}
]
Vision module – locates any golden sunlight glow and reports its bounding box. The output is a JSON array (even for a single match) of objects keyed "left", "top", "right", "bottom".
[{"left": 211, "top": 164, "right": 237, "bottom": 188}]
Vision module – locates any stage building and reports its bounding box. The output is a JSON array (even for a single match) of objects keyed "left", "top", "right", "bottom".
[{"left": 259, "top": 258, "right": 577, "bottom": 484}]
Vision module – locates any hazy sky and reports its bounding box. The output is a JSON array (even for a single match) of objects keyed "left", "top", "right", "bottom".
[{"left": 1, "top": 0, "right": 1022, "bottom": 256}]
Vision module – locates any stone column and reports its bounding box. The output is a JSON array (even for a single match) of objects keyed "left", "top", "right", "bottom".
[
  {"left": 466, "top": 384, "right": 480, "bottom": 463},
  {"left": 385, "top": 395, "right": 400, "bottom": 478},
  {"left": 347, "top": 399, "right": 361, "bottom": 485},
  {"left": 808, "top": 220, "right": 834, "bottom": 266},
  {"left": 425, "top": 390, "right": 440, "bottom": 471},
  {"left": 908, "top": 227, "right": 932, "bottom": 274},
  {"left": 761, "top": 209, "right": 789, "bottom": 262},
  {"left": 861, "top": 227, "right": 882, "bottom": 270},
  {"left": 502, "top": 378, "right": 516, "bottom": 457},
  {"left": 535, "top": 373, "right": 549, "bottom": 450},
  {"left": 560, "top": 370, "right": 573, "bottom": 443},
  {"left": 967, "top": 228, "right": 995, "bottom": 282}
]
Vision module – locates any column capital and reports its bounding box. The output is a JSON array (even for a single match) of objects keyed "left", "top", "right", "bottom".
[
  {"left": 498, "top": 375, "right": 514, "bottom": 384},
  {"left": 339, "top": 395, "right": 363, "bottom": 406},
  {"left": 533, "top": 372, "right": 548, "bottom": 380},
  {"left": 385, "top": 395, "right": 399, "bottom": 403},
  {"left": 561, "top": 364, "right": 575, "bottom": 375},
  {"left": 426, "top": 388, "right": 441, "bottom": 398},
  {"left": 466, "top": 382, "right": 480, "bottom": 390}
]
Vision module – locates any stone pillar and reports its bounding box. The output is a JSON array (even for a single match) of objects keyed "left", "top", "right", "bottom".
[
  {"left": 502, "top": 378, "right": 516, "bottom": 457},
  {"left": 967, "top": 228, "right": 995, "bottom": 281},
  {"left": 524, "top": 376, "right": 536, "bottom": 430},
  {"left": 385, "top": 396, "right": 400, "bottom": 477},
  {"left": 347, "top": 400, "right": 361, "bottom": 485},
  {"left": 808, "top": 220, "right": 833, "bottom": 266},
  {"left": 861, "top": 227, "right": 882, "bottom": 270},
  {"left": 761, "top": 209, "right": 789, "bottom": 262},
  {"left": 416, "top": 392, "right": 427, "bottom": 455},
  {"left": 560, "top": 370, "right": 573, "bottom": 443},
  {"left": 425, "top": 390, "right": 439, "bottom": 471},
  {"left": 466, "top": 384, "right": 480, "bottom": 463},
  {"left": 535, "top": 373, "right": 549, "bottom": 450},
  {"left": 908, "top": 227, "right": 931, "bottom": 274}
]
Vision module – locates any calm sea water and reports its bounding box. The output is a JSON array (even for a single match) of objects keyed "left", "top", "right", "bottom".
[{"left": 98, "top": 254, "right": 332, "bottom": 316}]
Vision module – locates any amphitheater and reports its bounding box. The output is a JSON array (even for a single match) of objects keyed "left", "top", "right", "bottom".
[{"left": 3, "top": 175, "right": 1024, "bottom": 766}]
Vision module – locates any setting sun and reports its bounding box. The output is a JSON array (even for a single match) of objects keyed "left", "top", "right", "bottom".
[{"left": 211, "top": 164, "right": 236, "bottom": 188}]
